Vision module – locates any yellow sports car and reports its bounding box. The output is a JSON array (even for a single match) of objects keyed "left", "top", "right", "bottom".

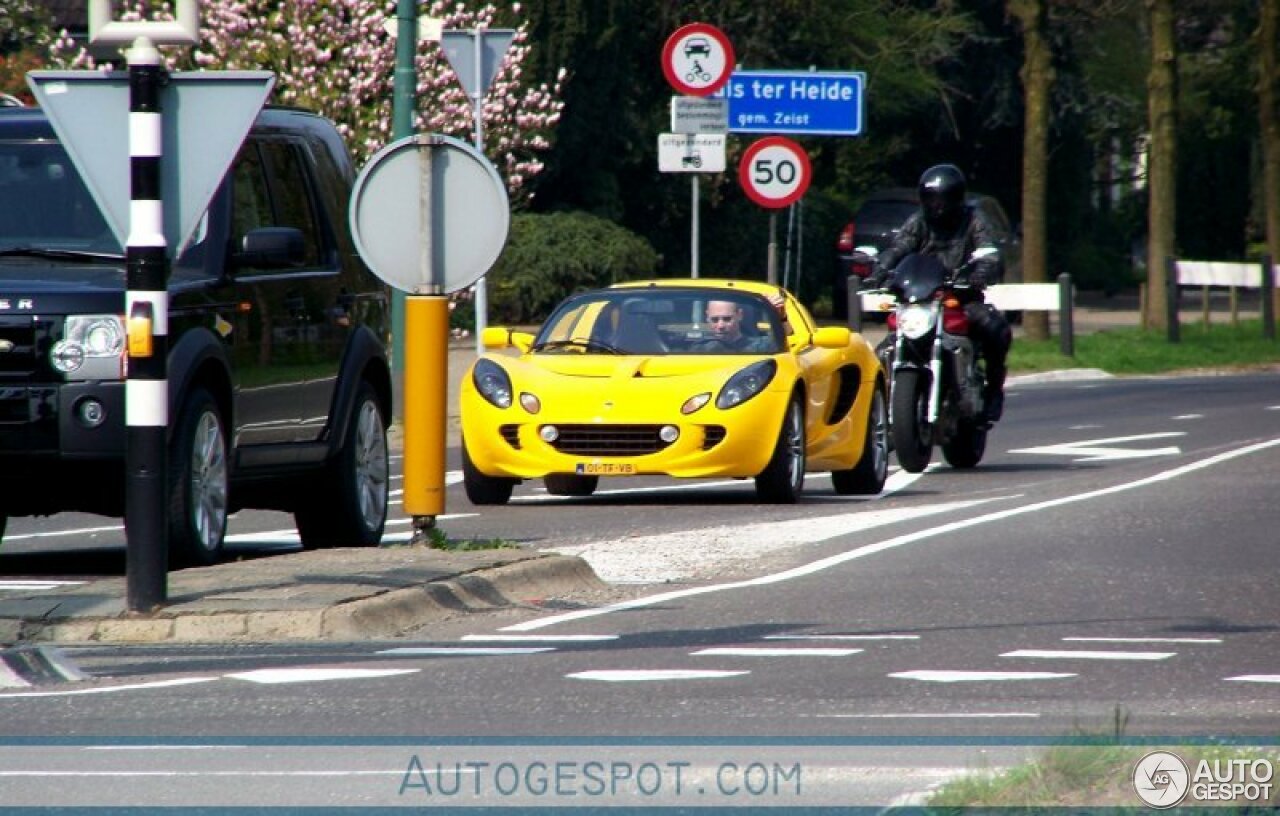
[{"left": 460, "top": 279, "right": 888, "bottom": 504}]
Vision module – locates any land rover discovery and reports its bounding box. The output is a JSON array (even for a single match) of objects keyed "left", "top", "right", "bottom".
[{"left": 0, "top": 104, "right": 392, "bottom": 566}]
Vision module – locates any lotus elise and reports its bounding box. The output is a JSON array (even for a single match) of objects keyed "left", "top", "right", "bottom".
[{"left": 459, "top": 279, "right": 888, "bottom": 504}]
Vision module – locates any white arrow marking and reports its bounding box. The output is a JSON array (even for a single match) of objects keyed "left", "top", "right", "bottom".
[
  {"left": 1009, "top": 432, "right": 1185, "bottom": 462},
  {"left": 567, "top": 670, "right": 748, "bottom": 682},
  {"left": 225, "top": 668, "right": 419, "bottom": 684},
  {"left": 890, "top": 670, "right": 1076, "bottom": 683}
]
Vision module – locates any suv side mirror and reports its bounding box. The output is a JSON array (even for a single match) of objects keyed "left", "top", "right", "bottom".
[{"left": 233, "top": 227, "right": 305, "bottom": 270}]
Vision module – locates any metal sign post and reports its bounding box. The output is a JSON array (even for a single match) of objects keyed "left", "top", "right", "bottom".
[
  {"left": 350, "top": 134, "right": 510, "bottom": 539},
  {"left": 88, "top": 0, "right": 197, "bottom": 613},
  {"left": 440, "top": 28, "right": 515, "bottom": 354}
]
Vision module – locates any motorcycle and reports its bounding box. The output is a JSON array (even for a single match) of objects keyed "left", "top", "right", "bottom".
[{"left": 857, "top": 248, "right": 994, "bottom": 473}]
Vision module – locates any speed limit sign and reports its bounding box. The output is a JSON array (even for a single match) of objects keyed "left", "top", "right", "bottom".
[{"left": 739, "top": 136, "right": 811, "bottom": 209}]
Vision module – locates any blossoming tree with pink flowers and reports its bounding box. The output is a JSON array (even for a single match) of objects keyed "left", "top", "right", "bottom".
[{"left": 48, "top": 0, "right": 565, "bottom": 204}]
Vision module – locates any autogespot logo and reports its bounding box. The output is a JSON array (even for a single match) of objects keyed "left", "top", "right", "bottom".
[{"left": 1134, "top": 751, "right": 1190, "bottom": 808}]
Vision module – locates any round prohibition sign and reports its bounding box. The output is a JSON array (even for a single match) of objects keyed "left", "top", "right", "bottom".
[
  {"left": 662, "top": 22, "right": 735, "bottom": 97},
  {"left": 739, "top": 136, "right": 812, "bottom": 209}
]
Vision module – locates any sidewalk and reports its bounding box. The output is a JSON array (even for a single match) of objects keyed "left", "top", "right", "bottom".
[{"left": 0, "top": 547, "right": 602, "bottom": 650}]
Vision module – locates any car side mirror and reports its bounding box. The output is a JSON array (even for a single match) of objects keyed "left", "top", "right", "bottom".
[
  {"left": 812, "top": 326, "right": 851, "bottom": 349},
  {"left": 482, "top": 327, "right": 533, "bottom": 353},
  {"left": 233, "top": 227, "right": 305, "bottom": 270}
]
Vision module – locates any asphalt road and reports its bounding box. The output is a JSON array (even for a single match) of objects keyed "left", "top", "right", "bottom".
[{"left": 1, "top": 371, "right": 1278, "bottom": 808}]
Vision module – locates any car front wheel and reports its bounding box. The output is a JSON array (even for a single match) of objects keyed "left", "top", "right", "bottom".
[
  {"left": 296, "top": 382, "right": 389, "bottom": 549},
  {"left": 168, "top": 387, "right": 229, "bottom": 567},
  {"left": 832, "top": 384, "right": 889, "bottom": 495},
  {"left": 755, "top": 396, "right": 806, "bottom": 503}
]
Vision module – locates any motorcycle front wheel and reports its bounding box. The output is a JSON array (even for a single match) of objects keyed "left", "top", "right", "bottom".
[{"left": 891, "top": 369, "right": 933, "bottom": 473}]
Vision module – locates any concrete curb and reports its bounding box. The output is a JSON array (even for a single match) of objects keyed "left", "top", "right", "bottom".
[{"left": 7, "top": 555, "right": 604, "bottom": 646}]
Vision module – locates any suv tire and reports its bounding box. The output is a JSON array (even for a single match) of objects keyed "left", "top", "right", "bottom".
[
  {"left": 169, "top": 387, "right": 229, "bottom": 567},
  {"left": 296, "top": 381, "right": 389, "bottom": 549}
]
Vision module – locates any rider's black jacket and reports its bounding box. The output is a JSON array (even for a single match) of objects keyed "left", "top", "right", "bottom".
[{"left": 877, "top": 204, "right": 1002, "bottom": 286}]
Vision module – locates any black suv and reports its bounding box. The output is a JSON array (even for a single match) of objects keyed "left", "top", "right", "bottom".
[
  {"left": 0, "top": 105, "right": 392, "bottom": 565},
  {"left": 832, "top": 187, "right": 1021, "bottom": 319}
]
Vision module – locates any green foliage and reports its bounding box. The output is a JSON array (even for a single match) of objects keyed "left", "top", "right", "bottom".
[
  {"left": 419, "top": 527, "right": 518, "bottom": 552},
  {"left": 488, "top": 211, "right": 661, "bottom": 323}
]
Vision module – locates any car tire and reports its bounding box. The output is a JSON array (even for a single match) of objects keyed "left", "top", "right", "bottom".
[
  {"left": 832, "top": 384, "right": 889, "bottom": 495},
  {"left": 544, "top": 474, "right": 598, "bottom": 497},
  {"left": 168, "top": 387, "right": 229, "bottom": 568},
  {"left": 755, "top": 396, "right": 806, "bottom": 504},
  {"left": 295, "top": 381, "right": 389, "bottom": 549},
  {"left": 462, "top": 439, "right": 516, "bottom": 506}
]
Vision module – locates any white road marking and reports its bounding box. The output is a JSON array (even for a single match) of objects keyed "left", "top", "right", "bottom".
[
  {"left": 225, "top": 668, "right": 419, "bottom": 684},
  {"left": 0, "top": 524, "right": 124, "bottom": 542},
  {"left": 502, "top": 437, "right": 1280, "bottom": 632},
  {"left": 1001, "top": 649, "right": 1175, "bottom": 661},
  {"left": 1226, "top": 675, "right": 1280, "bottom": 684},
  {"left": 1062, "top": 637, "right": 1221, "bottom": 644},
  {"left": 820, "top": 712, "right": 1040, "bottom": 719},
  {"left": 1068, "top": 424, "right": 1103, "bottom": 430},
  {"left": 375, "top": 647, "right": 554, "bottom": 656},
  {"left": 567, "top": 669, "right": 749, "bottom": 682},
  {"left": 0, "top": 580, "right": 85, "bottom": 592},
  {"left": 0, "top": 677, "right": 216, "bottom": 699},
  {"left": 763, "top": 634, "right": 919, "bottom": 641},
  {"left": 1009, "top": 432, "right": 1185, "bottom": 462},
  {"left": 889, "top": 671, "right": 1076, "bottom": 683},
  {"left": 460, "top": 634, "right": 617, "bottom": 642},
  {"left": 551, "top": 496, "right": 1001, "bottom": 584},
  {"left": 1172, "top": 414, "right": 1203, "bottom": 420},
  {"left": 691, "top": 647, "right": 862, "bottom": 657}
]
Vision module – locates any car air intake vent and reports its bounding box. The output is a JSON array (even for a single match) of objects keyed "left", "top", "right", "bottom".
[
  {"left": 550, "top": 424, "right": 672, "bottom": 456},
  {"left": 499, "top": 424, "right": 521, "bottom": 449},
  {"left": 0, "top": 317, "right": 41, "bottom": 380},
  {"left": 701, "top": 425, "right": 726, "bottom": 450}
]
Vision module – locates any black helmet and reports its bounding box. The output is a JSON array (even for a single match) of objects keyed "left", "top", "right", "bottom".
[{"left": 917, "top": 164, "right": 966, "bottom": 230}]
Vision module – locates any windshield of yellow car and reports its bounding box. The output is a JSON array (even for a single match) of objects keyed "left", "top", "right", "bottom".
[{"left": 532, "top": 288, "right": 785, "bottom": 356}]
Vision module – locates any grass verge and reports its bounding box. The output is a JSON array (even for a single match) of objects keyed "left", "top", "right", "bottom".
[
  {"left": 926, "top": 742, "right": 1280, "bottom": 809},
  {"left": 1010, "top": 319, "right": 1280, "bottom": 375}
]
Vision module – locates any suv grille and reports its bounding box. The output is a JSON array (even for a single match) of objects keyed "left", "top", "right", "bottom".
[
  {"left": 0, "top": 316, "right": 44, "bottom": 381},
  {"left": 549, "top": 424, "right": 672, "bottom": 456}
]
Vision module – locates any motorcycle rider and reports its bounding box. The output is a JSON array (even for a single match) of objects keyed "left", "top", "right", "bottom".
[{"left": 865, "top": 164, "right": 1012, "bottom": 423}]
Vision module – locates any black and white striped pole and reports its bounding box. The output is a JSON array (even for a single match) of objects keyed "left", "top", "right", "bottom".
[
  {"left": 88, "top": 0, "right": 198, "bottom": 612},
  {"left": 123, "top": 37, "right": 169, "bottom": 611}
]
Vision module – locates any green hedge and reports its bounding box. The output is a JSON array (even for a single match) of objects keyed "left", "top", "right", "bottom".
[{"left": 487, "top": 211, "right": 661, "bottom": 323}]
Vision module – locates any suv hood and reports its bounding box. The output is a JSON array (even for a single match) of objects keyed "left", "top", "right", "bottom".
[{"left": 0, "top": 262, "right": 126, "bottom": 313}]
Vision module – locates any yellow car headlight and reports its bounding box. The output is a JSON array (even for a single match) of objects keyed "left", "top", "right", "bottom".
[
  {"left": 473, "top": 359, "right": 513, "bottom": 409},
  {"left": 716, "top": 359, "right": 776, "bottom": 410}
]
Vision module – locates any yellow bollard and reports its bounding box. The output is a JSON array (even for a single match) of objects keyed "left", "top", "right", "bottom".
[{"left": 402, "top": 294, "right": 448, "bottom": 524}]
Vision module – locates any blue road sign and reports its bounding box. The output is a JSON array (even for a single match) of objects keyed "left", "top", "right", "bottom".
[{"left": 714, "top": 70, "right": 865, "bottom": 136}]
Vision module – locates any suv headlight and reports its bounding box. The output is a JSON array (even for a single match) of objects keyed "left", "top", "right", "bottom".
[
  {"left": 52, "top": 315, "right": 126, "bottom": 378},
  {"left": 473, "top": 358, "right": 513, "bottom": 409},
  {"left": 716, "top": 359, "right": 776, "bottom": 410}
]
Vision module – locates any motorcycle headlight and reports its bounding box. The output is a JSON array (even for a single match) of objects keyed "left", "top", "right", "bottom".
[
  {"left": 473, "top": 358, "right": 513, "bottom": 409},
  {"left": 897, "top": 305, "right": 934, "bottom": 340},
  {"left": 51, "top": 314, "right": 126, "bottom": 378},
  {"left": 716, "top": 359, "right": 777, "bottom": 410}
]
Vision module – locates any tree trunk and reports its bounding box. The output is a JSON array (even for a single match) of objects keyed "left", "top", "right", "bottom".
[
  {"left": 1260, "top": 0, "right": 1280, "bottom": 329},
  {"left": 1009, "top": 0, "right": 1053, "bottom": 342},
  {"left": 1145, "top": 0, "right": 1177, "bottom": 331}
]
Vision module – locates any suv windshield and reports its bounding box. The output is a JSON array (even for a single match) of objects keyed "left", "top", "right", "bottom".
[
  {"left": 534, "top": 288, "right": 784, "bottom": 356},
  {"left": 0, "top": 141, "right": 120, "bottom": 255}
]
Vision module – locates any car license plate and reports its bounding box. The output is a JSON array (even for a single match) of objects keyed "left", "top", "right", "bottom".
[{"left": 576, "top": 463, "right": 635, "bottom": 476}]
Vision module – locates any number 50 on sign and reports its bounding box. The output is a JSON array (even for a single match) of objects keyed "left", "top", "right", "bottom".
[{"left": 738, "top": 136, "right": 811, "bottom": 209}]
